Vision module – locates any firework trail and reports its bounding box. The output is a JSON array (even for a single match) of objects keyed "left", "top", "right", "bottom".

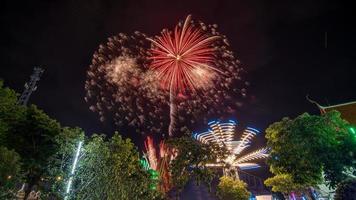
[
  {"left": 144, "top": 136, "right": 158, "bottom": 170},
  {"left": 148, "top": 15, "right": 247, "bottom": 137},
  {"left": 85, "top": 32, "right": 166, "bottom": 135}
]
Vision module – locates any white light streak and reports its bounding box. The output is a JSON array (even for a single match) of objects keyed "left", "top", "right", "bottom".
[
  {"left": 64, "top": 141, "right": 83, "bottom": 200},
  {"left": 233, "top": 147, "right": 269, "bottom": 164}
]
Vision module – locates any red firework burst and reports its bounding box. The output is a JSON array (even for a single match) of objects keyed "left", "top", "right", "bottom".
[{"left": 148, "top": 15, "right": 220, "bottom": 93}]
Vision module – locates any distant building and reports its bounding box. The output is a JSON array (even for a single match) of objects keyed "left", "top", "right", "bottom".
[
  {"left": 317, "top": 101, "right": 356, "bottom": 124},
  {"left": 307, "top": 96, "right": 356, "bottom": 124}
]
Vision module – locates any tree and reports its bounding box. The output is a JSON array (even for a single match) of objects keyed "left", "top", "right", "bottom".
[
  {"left": 0, "top": 80, "right": 24, "bottom": 198},
  {"left": 0, "top": 81, "right": 83, "bottom": 198},
  {"left": 0, "top": 80, "right": 25, "bottom": 146},
  {"left": 334, "top": 178, "right": 356, "bottom": 200},
  {"left": 167, "top": 136, "right": 227, "bottom": 197},
  {"left": 265, "top": 111, "right": 356, "bottom": 192},
  {"left": 0, "top": 80, "right": 63, "bottom": 191},
  {"left": 4, "top": 105, "right": 62, "bottom": 189},
  {"left": 0, "top": 81, "right": 160, "bottom": 199},
  {"left": 43, "top": 127, "right": 85, "bottom": 199},
  {"left": 74, "top": 133, "right": 161, "bottom": 200},
  {"left": 216, "top": 176, "right": 250, "bottom": 200},
  {"left": 0, "top": 146, "right": 23, "bottom": 199},
  {"left": 264, "top": 174, "right": 304, "bottom": 198}
]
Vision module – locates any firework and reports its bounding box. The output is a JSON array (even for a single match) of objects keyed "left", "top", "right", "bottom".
[
  {"left": 143, "top": 136, "right": 172, "bottom": 192},
  {"left": 149, "top": 15, "right": 247, "bottom": 137},
  {"left": 148, "top": 15, "right": 219, "bottom": 93},
  {"left": 144, "top": 136, "right": 158, "bottom": 170},
  {"left": 193, "top": 120, "right": 269, "bottom": 173},
  {"left": 86, "top": 15, "right": 247, "bottom": 138},
  {"left": 85, "top": 32, "right": 166, "bottom": 135}
]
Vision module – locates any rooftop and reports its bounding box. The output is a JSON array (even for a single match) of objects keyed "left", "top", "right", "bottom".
[{"left": 318, "top": 101, "right": 356, "bottom": 124}]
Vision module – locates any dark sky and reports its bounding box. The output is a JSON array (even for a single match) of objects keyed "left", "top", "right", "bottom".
[{"left": 1, "top": 0, "right": 355, "bottom": 148}]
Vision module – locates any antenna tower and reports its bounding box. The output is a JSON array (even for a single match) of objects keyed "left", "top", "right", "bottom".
[{"left": 18, "top": 67, "right": 44, "bottom": 106}]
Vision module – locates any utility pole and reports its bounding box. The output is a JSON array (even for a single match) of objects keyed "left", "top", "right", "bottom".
[{"left": 18, "top": 67, "right": 44, "bottom": 106}]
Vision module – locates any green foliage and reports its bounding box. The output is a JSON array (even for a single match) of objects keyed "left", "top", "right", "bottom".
[
  {"left": 74, "top": 133, "right": 161, "bottom": 200},
  {"left": 334, "top": 178, "right": 356, "bottom": 200},
  {"left": 43, "top": 127, "right": 85, "bottom": 198},
  {"left": 216, "top": 176, "right": 250, "bottom": 200},
  {"left": 194, "top": 166, "right": 216, "bottom": 192},
  {"left": 0, "top": 80, "right": 26, "bottom": 146},
  {"left": 5, "top": 105, "right": 62, "bottom": 186},
  {"left": 0, "top": 82, "right": 164, "bottom": 199},
  {"left": 264, "top": 174, "right": 304, "bottom": 195},
  {"left": 0, "top": 146, "right": 23, "bottom": 199},
  {"left": 0, "top": 81, "right": 24, "bottom": 198},
  {"left": 266, "top": 116, "right": 323, "bottom": 189},
  {"left": 265, "top": 111, "right": 356, "bottom": 190},
  {"left": 167, "top": 136, "right": 227, "bottom": 194},
  {"left": 0, "top": 81, "right": 65, "bottom": 190}
]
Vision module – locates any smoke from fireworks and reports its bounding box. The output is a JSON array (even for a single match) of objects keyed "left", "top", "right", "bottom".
[
  {"left": 85, "top": 32, "right": 166, "bottom": 135},
  {"left": 85, "top": 15, "right": 247, "bottom": 137}
]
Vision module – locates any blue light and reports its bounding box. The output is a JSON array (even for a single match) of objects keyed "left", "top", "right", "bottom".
[
  {"left": 228, "top": 119, "right": 237, "bottom": 125},
  {"left": 192, "top": 133, "right": 198, "bottom": 139},
  {"left": 240, "top": 165, "right": 260, "bottom": 170},
  {"left": 247, "top": 127, "right": 260, "bottom": 133},
  {"left": 208, "top": 120, "right": 216, "bottom": 125},
  {"left": 249, "top": 194, "right": 256, "bottom": 200}
]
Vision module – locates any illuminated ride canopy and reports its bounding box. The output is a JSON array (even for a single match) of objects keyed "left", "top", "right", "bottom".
[{"left": 193, "top": 120, "right": 269, "bottom": 170}]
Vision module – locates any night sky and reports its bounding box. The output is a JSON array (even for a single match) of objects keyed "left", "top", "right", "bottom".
[{"left": 1, "top": 0, "right": 355, "bottom": 149}]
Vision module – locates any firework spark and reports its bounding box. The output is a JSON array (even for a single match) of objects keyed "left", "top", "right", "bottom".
[
  {"left": 148, "top": 15, "right": 247, "bottom": 137},
  {"left": 144, "top": 136, "right": 158, "bottom": 170},
  {"left": 148, "top": 15, "right": 220, "bottom": 93}
]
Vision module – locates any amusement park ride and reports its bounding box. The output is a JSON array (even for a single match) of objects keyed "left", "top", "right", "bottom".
[
  {"left": 193, "top": 120, "right": 269, "bottom": 179},
  {"left": 141, "top": 119, "right": 270, "bottom": 196}
]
